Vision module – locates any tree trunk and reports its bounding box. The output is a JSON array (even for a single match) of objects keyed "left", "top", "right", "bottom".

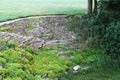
[
  {"left": 94, "top": 0, "right": 97, "bottom": 14},
  {"left": 88, "top": 0, "right": 93, "bottom": 16}
]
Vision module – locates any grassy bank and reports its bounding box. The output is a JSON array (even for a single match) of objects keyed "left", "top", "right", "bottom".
[{"left": 0, "top": 0, "right": 87, "bottom": 22}]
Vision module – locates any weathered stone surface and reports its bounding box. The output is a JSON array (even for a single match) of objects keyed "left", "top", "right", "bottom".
[
  {"left": 0, "top": 15, "right": 78, "bottom": 49},
  {"left": 57, "top": 51, "right": 67, "bottom": 56},
  {"left": 54, "top": 78, "right": 59, "bottom": 80},
  {"left": 0, "top": 65, "right": 2, "bottom": 68},
  {"left": 0, "top": 65, "right": 3, "bottom": 79},
  {"left": 73, "top": 65, "right": 80, "bottom": 71},
  {"left": 0, "top": 76, "right": 2, "bottom": 79},
  {"left": 0, "top": 32, "right": 45, "bottom": 49},
  {"left": 0, "top": 15, "right": 75, "bottom": 40}
]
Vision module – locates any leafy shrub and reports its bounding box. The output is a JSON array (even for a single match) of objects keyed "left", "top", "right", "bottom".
[
  {"left": 66, "top": 0, "right": 120, "bottom": 58},
  {"left": 0, "top": 57, "right": 6, "bottom": 64},
  {"left": 102, "top": 22, "right": 120, "bottom": 57},
  {"left": 0, "top": 39, "right": 18, "bottom": 50},
  {"left": 66, "top": 48, "right": 103, "bottom": 65},
  {"left": 24, "top": 46, "right": 37, "bottom": 55},
  {"left": 4, "top": 77, "right": 22, "bottom": 80},
  {"left": 66, "top": 47, "right": 120, "bottom": 69},
  {"left": 7, "top": 40, "right": 18, "bottom": 48},
  {"left": 1, "top": 49, "right": 22, "bottom": 63},
  {"left": 30, "top": 50, "right": 71, "bottom": 78},
  {"left": 0, "top": 46, "right": 72, "bottom": 79}
]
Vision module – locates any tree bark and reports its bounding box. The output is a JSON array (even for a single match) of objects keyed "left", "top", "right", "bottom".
[{"left": 88, "top": 0, "right": 93, "bottom": 16}]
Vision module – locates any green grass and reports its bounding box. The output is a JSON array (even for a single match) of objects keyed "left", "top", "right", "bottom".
[
  {"left": 0, "top": 0, "right": 87, "bottom": 22},
  {"left": 61, "top": 48, "right": 120, "bottom": 80},
  {"left": 62, "top": 68, "right": 120, "bottom": 80}
]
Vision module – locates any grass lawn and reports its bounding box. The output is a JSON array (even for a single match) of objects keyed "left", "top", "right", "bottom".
[
  {"left": 0, "top": 0, "right": 87, "bottom": 22},
  {"left": 62, "top": 68, "right": 120, "bottom": 80}
]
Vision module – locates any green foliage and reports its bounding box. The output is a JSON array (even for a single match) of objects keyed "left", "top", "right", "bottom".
[
  {"left": 4, "top": 77, "right": 22, "bottom": 80},
  {"left": 0, "top": 57, "right": 6, "bottom": 64},
  {"left": 7, "top": 40, "right": 18, "bottom": 48},
  {"left": 96, "top": 0, "right": 120, "bottom": 57},
  {"left": 26, "top": 22, "right": 35, "bottom": 30},
  {"left": 67, "top": 0, "right": 120, "bottom": 58},
  {"left": 0, "top": 41, "right": 119, "bottom": 80},
  {"left": 1, "top": 49, "right": 22, "bottom": 63},
  {"left": 0, "top": 27, "right": 14, "bottom": 32},
  {"left": 66, "top": 47, "right": 120, "bottom": 68},
  {"left": 67, "top": 48, "right": 103, "bottom": 65},
  {"left": 61, "top": 47, "right": 120, "bottom": 80},
  {"left": 0, "top": 39, "right": 18, "bottom": 50},
  {"left": 102, "top": 22, "right": 120, "bottom": 57},
  {"left": 0, "top": 45, "right": 72, "bottom": 79},
  {"left": 30, "top": 50, "right": 71, "bottom": 78},
  {"left": 5, "top": 64, "right": 26, "bottom": 78},
  {"left": 28, "top": 18, "right": 42, "bottom": 23},
  {"left": 50, "top": 45, "right": 68, "bottom": 51},
  {"left": 24, "top": 46, "right": 37, "bottom": 55},
  {"left": 0, "top": 48, "right": 32, "bottom": 79},
  {"left": 0, "top": 38, "right": 8, "bottom": 50}
]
